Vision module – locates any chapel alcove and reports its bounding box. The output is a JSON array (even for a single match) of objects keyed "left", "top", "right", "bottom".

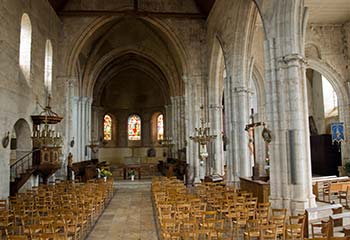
[
  {"left": 306, "top": 68, "right": 342, "bottom": 176},
  {"left": 92, "top": 53, "right": 171, "bottom": 166}
]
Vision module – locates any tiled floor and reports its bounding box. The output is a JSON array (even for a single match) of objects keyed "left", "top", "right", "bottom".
[{"left": 86, "top": 180, "right": 158, "bottom": 240}]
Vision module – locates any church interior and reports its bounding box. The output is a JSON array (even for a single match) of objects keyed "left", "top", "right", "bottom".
[{"left": 0, "top": 0, "right": 350, "bottom": 239}]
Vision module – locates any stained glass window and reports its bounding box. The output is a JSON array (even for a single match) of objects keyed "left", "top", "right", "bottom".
[
  {"left": 157, "top": 114, "right": 164, "bottom": 140},
  {"left": 128, "top": 115, "right": 141, "bottom": 140},
  {"left": 104, "top": 114, "right": 112, "bottom": 141}
]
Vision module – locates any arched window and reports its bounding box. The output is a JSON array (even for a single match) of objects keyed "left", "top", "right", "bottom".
[
  {"left": 44, "top": 40, "right": 53, "bottom": 94},
  {"left": 19, "top": 13, "right": 32, "bottom": 82},
  {"left": 103, "top": 114, "right": 112, "bottom": 141},
  {"left": 128, "top": 115, "right": 141, "bottom": 141},
  {"left": 157, "top": 114, "right": 164, "bottom": 141},
  {"left": 322, "top": 76, "right": 338, "bottom": 117}
]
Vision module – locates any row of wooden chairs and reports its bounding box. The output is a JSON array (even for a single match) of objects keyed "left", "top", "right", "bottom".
[
  {"left": 152, "top": 177, "right": 338, "bottom": 240},
  {"left": 0, "top": 178, "right": 114, "bottom": 240}
]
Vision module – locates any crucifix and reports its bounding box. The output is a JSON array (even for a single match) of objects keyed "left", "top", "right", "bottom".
[{"left": 245, "top": 108, "right": 262, "bottom": 180}]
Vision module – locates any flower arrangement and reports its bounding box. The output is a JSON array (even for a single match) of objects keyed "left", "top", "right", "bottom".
[
  {"left": 128, "top": 170, "right": 135, "bottom": 177},
  {"left": 100, "top": 168, "right": 112, "bottom": 178}
]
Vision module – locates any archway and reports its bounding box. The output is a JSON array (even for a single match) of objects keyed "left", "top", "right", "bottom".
[
  {"left": 306, "top": 68, "right": 342, "bottom": 176},
  {"left": 207, "top": 36, "right": 226, "bottom": 176},
  {"left": 65, "top": 16, "right": 188, "bottom": 163},
  {"left": 10, "top": 119, "right": 32, "bottom": 165}
]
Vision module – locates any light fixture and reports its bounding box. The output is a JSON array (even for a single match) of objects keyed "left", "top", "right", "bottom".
[{"left": 189, "top": 105, "right": 217, "bottom": 175}]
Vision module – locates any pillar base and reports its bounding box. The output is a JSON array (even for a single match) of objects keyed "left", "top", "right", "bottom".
[
  {"left": 193, "top": 177, "right": 201, "bottom": 185},
  {"left": 270, "top": 195, "right": 317, "bottom": 215}
]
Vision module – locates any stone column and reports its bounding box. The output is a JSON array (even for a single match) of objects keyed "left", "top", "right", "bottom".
[
  {"left": 256, "top": 0, "right": 316, "bottom": 214},
  {"left": 71, "top": 96, "right": 92, "bottom": 161},
  {"left": 224, "top": 76, "right": 235, "bottom": 185},
  {"left": 233, "top": 86, "right": 252, "bottom": 178},
  {"left": 184, "top": 77, "right": 201, "bottom": 184},
  {"left": 224, "top": 74, "right": 252, "bottom": 185},
  {"left": 71, "top": 96, "right": 80, "bottom": 161},
  {"left": 83, "top": 97, "right": 92, "bottom": 160},
  {"left": 179, "top": 96, "right": 186, "bottom": 150},
  {"left": 209, "top": 104, "right": 224, "bottom": 175},
  {"left": 170, "top": 97, "right": 178, "bottom": 158},
  {"left": 164, "top": 104, "right": 172, "bottom": 154},
  {"left": 264, "top": 46, "right": 316, "bottom": 212}
]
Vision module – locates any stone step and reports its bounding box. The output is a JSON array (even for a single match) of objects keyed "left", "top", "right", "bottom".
[{"left": 114, "top": 179, "right": 151, "bottom": 190}]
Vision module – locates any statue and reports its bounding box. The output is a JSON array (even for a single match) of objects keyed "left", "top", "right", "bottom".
[{"left": 67, "top": 152, "right": 73, "bottom": 180}]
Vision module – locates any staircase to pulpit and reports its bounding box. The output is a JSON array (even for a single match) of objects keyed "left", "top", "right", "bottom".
[{"left": 10, "top": 97, "right": 63, "bottom": 196}]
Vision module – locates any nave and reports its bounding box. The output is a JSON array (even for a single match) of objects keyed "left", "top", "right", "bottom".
[
  {"left": 3, "top": 176, "right": 350, "bottom": 239},
  {"left": 86, "top": 181, "right": 157, "bottom": 240}
]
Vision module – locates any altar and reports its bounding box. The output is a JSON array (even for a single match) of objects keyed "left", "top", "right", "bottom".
[{"left": 240, "top": 177, "right": 270, "bottom": 203}]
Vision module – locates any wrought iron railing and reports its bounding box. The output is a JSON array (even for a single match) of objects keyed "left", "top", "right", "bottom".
[{"left": 10, "top": 149, "right": 40, "bottom": 181}]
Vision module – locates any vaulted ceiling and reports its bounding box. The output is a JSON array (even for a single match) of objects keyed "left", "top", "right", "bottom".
[
  {"left": 47, "top": 0, "right": 69, "bottom": 12},
  {"left": 48, "top": 0, "right": 216, "bottom": 16},
  {"left": 48, "top": 0, "right": 349, "bottom": 24}
]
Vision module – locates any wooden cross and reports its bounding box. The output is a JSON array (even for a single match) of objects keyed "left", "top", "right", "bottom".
[{"left": 245, "top": 108, "right": 262, "bottom": 179}]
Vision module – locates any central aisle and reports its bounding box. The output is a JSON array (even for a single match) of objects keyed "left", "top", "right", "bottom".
[{"left": 87, "top": 180, "right": 158, "bottom": 240}]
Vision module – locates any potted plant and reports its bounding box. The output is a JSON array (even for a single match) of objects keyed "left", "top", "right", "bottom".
[
  {"left": 128, "top": 170, "right": 135, "bottom": 181},
  {"left": 344, "top": 162, "right": 350, "bottom": 176},
  {"left": 100, "top": 168, "right": 112, "bottom": 181}
]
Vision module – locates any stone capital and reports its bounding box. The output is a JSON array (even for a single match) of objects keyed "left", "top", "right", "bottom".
[
  {"left": 233, "top": 87, "right": 251, "bottom": 94},
  {"left": 209, "top": 104, "right": 223, "bottom": 110},
  {"left": 277, "top": 53, "right": 307, "bottom": 69}
]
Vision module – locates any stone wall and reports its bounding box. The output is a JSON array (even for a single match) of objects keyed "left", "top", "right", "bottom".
[{"left": 0, "top": 0, "right": 61, "bottom": 198}]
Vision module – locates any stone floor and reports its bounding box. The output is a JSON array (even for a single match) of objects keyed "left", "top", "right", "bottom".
[
  {"left": 86, "top": 179, "right": 350, "bottom": 240},
  {"left": 86, "top": 180, "right": 158, "bottom": 240}
]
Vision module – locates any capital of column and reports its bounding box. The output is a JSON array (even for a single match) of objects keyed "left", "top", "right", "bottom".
[
  {"left": 233, "top": 87, "right": 251, "bottom": 94},
  {"left": 209, "top": 104, "right": 223, "bottom": 110},
  {"left": 56, "top": 76, "right": 76, "bottom": 87},
  {"left": 277, "top": 53, "right": 307, "bottom": 69}
]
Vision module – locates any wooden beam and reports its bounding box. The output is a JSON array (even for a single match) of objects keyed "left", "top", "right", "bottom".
[{"left": 57, "top": 10, "right": 207, "bottom": 19}]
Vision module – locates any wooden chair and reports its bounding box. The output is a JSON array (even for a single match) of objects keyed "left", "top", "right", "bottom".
[
  {"left": 0, "top": 199, "right": 7, "bottom": 211},
  {"left": 339, "top": 186, "right": 350, "bottom": 207},
  {"left": 210, "top": 219, "right": 225, "bottom": 240},
  {"left": 285, "top": 224, "right": 304, "bottom": 239},
  {"left": 260, "top": 224, "right": 277, "bottom": 240},
  {"left": 231, "top": 207, "right": 249, "bottom": 238},
  {"left": 311, "top": 220, "right": 332, "bottom": 238},
  {"left": 271, "top": 208, "right": 287, "bottom": 217},
  {"left": 270, "top": 215, "right": 286, "bottom": 239},
  {"left": 38, "top": 232, "right": 67, "bottom": 240},
  {"left": 5, "top": 235, "right": 29, "bottom": 240},
  {"left": 256, "top": 202, "right": 270, "bottom": 225},
  {"left": 0, "top": 210, "right": 13, "bottom": 235},
  {"left": 161, "top": 218, "right": 180, "bottom": 240},
  {"left": 181, "top": 219, "right": 198, "bottom": 239},
  {"left": 286, "top": 214, "right": 306, "bottom": 239},
  {"left": 245, "top": 197, "right": 258, "bottom": 220},
  {"left": 243, "top": 219, "right": 261, "bottom": 240}
]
